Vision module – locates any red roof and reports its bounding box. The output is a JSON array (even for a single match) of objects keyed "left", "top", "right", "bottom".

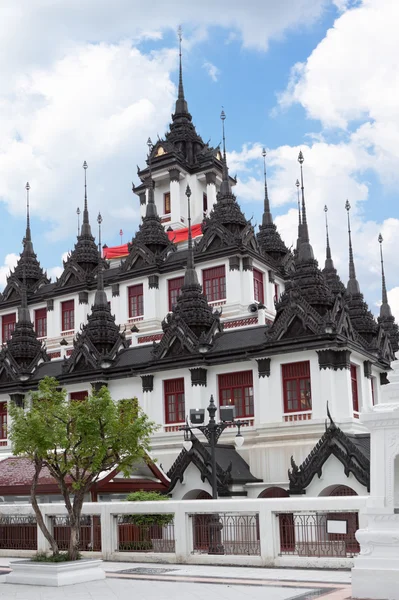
[
  {"left": 103, "top": 223, "right": 203, "bottom": 260},
  {"left": 0, "top": 457, "right": 55, "bottom": 487}
]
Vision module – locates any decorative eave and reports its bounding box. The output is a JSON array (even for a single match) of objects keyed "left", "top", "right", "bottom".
[{"left": 288, "top": 408, "right": 370, "bottom": 494}]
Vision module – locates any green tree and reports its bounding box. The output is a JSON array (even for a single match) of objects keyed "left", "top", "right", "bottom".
[{"left": 9, "top": 376, "right": 157, "bottom": 561}]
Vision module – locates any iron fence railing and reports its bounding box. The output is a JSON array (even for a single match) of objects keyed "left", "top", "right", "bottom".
[
  {"left": 117, "top": 515, "right": 175, "bottom": 553},
  {"left": 52, "top": 515, "right": 101, "bottom": 551},
  {"left": 0, "top": 515, "right": 37, "bottom": 550},
  {"left": 277, "top": 511, "right": 360, "bottom": 557},
  {"left": 191, "top": 513, "right": 260, "bottom": 556}
]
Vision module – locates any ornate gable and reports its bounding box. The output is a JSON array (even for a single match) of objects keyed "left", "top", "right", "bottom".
[{"left": 288, "top": 408, "right": 370, "bottom": 494}]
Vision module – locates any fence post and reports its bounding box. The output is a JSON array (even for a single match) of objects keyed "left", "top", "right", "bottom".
[
  {"left": 100, "top": 505, "right": 115, "bottom": 559},
  {"left": 173, "top": 503, "right": 188, "bottom": 563},
  {"left": 259, "top": 503, "right": 277, "bottom": 565},
  {"left": 36, "top": 515, "right": 52, "bottom": 554}
]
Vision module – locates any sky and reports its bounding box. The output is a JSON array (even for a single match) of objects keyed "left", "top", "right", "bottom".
[{"left": 1, "top": 0, "right": 399, "bottom": 320}]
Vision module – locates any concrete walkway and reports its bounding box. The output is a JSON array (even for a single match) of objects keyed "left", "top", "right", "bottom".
[{"left": 0, "top": 558, "right": 354, "bottom": 600}]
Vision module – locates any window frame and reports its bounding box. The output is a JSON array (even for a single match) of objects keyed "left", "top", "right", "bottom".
[
  {"left": 350, "top": 364, "right": 359, "bottom": 412},
  {"left": 202, "top": 265, "right": 226, "bottom": 303},
  {"left": 253, "top": 269, "right": 265, "bottom": 304},
  {"left": 0, "top": 402, "right": 7, "bottom": 440},
  {"left": 168, "top": 276, "right": 185, "bottom": 312},
  {"left": 282, "top": 361, "right": 312, "bottom": 414},
  {"left": 2, "top": 313, "right": 16, "bottom": 343},
  {"left": 218, "top": 370, "right": 254, "bottom": 419},
  {"left": 164, "top": 192, "right": 171, "bottom": 215},
  {"left": 61, "top": 300, "right": 75, "bottom": 332},
  {"left": 164, "top": 378, "right": 185, "bottom": 425},
  {"left": 34, "top": 307, "right": 47, "bottom": 339},
  {"left": 128, "top": 284, "right": 144, "bottom": 318}
]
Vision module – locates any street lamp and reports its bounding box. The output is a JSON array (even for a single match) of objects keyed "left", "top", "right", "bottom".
[{"left": 180, "top": 395, "right": 249, "bottom": 500}]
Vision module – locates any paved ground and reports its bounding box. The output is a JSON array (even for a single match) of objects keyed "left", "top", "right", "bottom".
[{"left": 0, "top": 559, "right": 353, "bottom": 600}]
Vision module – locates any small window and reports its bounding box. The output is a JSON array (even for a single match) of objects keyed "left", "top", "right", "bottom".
[
  {"left": 0, "top": 402, "right": 7, "bottom": 440},
  {"left": 218, "top": 371, "right": 254, "bottom": 418},
  {"left": 164, "top": 378, "right": 185, "bottom": 424},
  {"left": 128, "top": 284, "right": 144, "bottom": 318},
  {"left": 2, "top": 313, "right": 16, "bottom": 342},
  {"left": 61, "top": 300, "right": 74, "bottom": 332},
  {"left": 70, "top": 391, "right": 88, "bottom": 402},
  {"left": 164, "top": 192, "right": 171, "bottom": 215},
  {"left": 203, "top": 192, "right": 208, "bottom": 215},
  {"left": 168, "top": 277, "right": 184, "bottom": 311},
  {"left": 203, "top": 265, "right": 226, "bottom": 302},
  {"left": 34, "top": 308, "right": 47, "bottom": 338},
  {"left": 282, "top": 361, "right": 312, "bottom": 413},
  {"left": 351, "top": 364, "right": 359, "bottom": 412},
  {"left": 253, "top": 269, "right": 264, "bottom": 304}
]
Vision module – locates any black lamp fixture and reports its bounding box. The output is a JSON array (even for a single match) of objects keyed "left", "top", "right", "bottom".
[{"left": 180, "top": 395, "right": 249, "bottom": 499}]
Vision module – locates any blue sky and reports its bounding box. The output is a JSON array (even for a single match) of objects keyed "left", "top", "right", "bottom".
[{"left": 0, "top": 0, "right": 398, "bottom": 318}]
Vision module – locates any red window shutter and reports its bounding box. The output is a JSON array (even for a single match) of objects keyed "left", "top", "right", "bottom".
[
  {"left": 34, "top": 308, "right": 47, "bottom": 338},
  {"left": 70, "top": 391, "right": 88, "bottom": 402},
  {"left": 2, "top": 313, "right": 16, "bottom": 342},
  {"left": 61, "top": 300, "right": 75, "bottom": 332},
  {"left": 202, "top": 265, "right": 226, "bottom": 302},
  {"left": 168, "top": 277, "right": 185, "bottom": 311},
  {"left": 282, "top": 361, "right": 312, "bottom": 413},
  {"left": 218, "top": 371, "right": 254, "bottom": 418},
  {"left": 164, "top": 378, "right": 185, "bottom": 424},
  {"left": 351, "top": 364, "right": 359, "bottom": 412},
  {"left": 0, "top": 402, "right": 7, "bottom": 440},
  {"left": 128, "top": 284, "right": 144, "bottom": 318},
  {"left": 253, "top": 269, "right": 264, "bottom": 304}
]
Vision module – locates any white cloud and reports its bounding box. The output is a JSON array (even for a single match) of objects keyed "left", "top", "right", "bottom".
[
  {"left": 203, "top": 61, "right": 220, "bottom": 82},
  {"left": 0, "top": 254, "right": 19, "bottom": 289}
]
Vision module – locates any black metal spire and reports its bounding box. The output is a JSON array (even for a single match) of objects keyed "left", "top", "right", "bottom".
[
  {"left": 378, "top": 233, "right": 391, "bottom": 318},
  {"left": 81, "top": 161, "right": 92, "bottom": 236},
  {"left": 322, "top": 205, "right": 346, "bottom": 296},
  {"left": 219, "top": 109, "right": 231, "bottom": 197},
  {"left": 257, "top": 148, "right": 289, "bottom": 261},
  {"left": 345, "top": 200, "right": 360, "bottom": 295},
  {"left": 324, "top": 205, "right": 333, "bottom": 268},
  {"left": 261, "top": 148, "right": 272, "bottom": 226},
  {"left": 295, "top": 178, "right": 301, "bottom": 254},
  {"left": 184, "top": 184, "right": 198, "bottom": 285},
  {"left": 296, "top": 151, "right": 314, "bottom": 262}
]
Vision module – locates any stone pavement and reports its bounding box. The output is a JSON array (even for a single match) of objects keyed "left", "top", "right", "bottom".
[{"left": 0, "top": 558, "right": 354, "bottom": 600}]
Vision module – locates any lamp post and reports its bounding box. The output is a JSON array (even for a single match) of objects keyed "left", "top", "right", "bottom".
[{"left": 180, "top": 395, "right": 248, "bottom": 500}]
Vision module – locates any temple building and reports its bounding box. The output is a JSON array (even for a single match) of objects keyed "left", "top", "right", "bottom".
[{"left": 0, "top": 38, "right": 396, "bottom": 501}]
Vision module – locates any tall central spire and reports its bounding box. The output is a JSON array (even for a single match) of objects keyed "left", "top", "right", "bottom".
[
  {"left": 261, "top": 148, "right": 272, "bottom": 226},
  {"left": 296, "top": 151, "right": 314, "bottom": 262},
  {"left": 324, "top": 205, "right": 333, "bottom": 267},
  {"left": 81, "top": 160, "right": 92, "bottom": 236},
  {"left": 173, "top": 26, "right": 190, "bottom": 119},
  {"left": 345, "top": 200, "right": 360, "bottom": 295},
  {"left": 378, "top": 233, "right": 391, "bottom": 318},
  {"left": 219, "top": 109, "right": 231, "bottom": 196}
]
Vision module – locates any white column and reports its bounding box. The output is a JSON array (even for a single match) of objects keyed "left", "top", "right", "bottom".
[
  {"left": 205, "top": 172, "right": 217, "bottom": 214},
  {"left": 169, "top": 169, "right": 181, "bottom": 226}
]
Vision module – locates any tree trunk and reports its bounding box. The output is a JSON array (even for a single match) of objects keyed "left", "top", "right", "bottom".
[
  {"left": 31, "top": 457, "right": 59, "bottom": 556},
  {"left": 67, "top": 492, "right": 85, "bottom": 561}
]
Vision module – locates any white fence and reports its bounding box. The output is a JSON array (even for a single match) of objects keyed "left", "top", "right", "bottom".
[{"left": 0, "top": 496, "right": 368, "bottom": 568}]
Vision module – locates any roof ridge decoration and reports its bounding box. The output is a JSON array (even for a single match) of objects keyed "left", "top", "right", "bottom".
[
  {"left": 198, "top": 110, "right": 258, "bottom": 254},
  {"left": 288, "top": 406, "right": 370, "bottom": 494},
  {"left": 152, "top": 185, "right": 223, "bottom": 359},
  {"left": 2, "top": 182, "right": 50, "bottom": 302},
  {"left": 122, "top": 139, "right": 175, "bottom": 273},
  {"left": 63, "top": 246, "right": 129, "bottom": 374},
  {"left": 256, "top": 148, "right": 289, "bottom": 263},
  {"left": 344, "top": 201, "right": 378, "bottom": 347},
  {"left": 56, "top": 162, "right": 108, "bottom": 288},
  {"left": 322, "top": 205, "right": 346, "bottom": 296},
  {"left": 377, "top": 233, "right": 399, "bottom": 353},
  {"left": 0, "top": 269, "right": 49, "bottom": 382}
]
